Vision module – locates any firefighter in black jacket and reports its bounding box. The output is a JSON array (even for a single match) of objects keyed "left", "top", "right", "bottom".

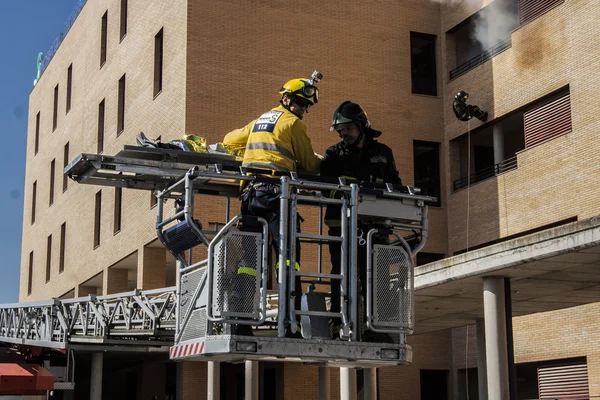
[
  {"left": 320, "top": 101, "right": 401, "bottom": 341},
  {"left": 453, "top": 91, "right": 488, "bottom": 122}
]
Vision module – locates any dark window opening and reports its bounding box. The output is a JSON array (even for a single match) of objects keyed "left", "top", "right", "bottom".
[
  {"left": 451, "top": 111, "right": 524, "bottom": 192},
  {"left": 52, "top": 84, "right": 59, "bottom": 131},
  {"left": 98, "top": 99, "right": 105, "bottom": 153},
  {"left": 63, "top": 142, "right": 69, "bottom": 192},
  {"left": 66, "top": 64, "right": 72, "bottom": 113},
  {"left": 59, "top": 222, "right": 66, "bottom": 273},
  {"left": 114, "top": 187, "right": 122, "bottom": 234},
  {"left": 454, "top": 216, "right": 577, "bottom": 255},
  {"left": 410, "top": 32, "right": 437, "bottom": 96},
  {"left": 447, "top": 0, "right": 518, "bottom": 80},
  {"left": 416, "top": 252, "right": 445, "bottom": 266},
  {"left": 117, "top": 74, "right": 126, "bottom": 135},
  {"left": 49, "top": 159, "right": 55, "bottom": 206},
  {"left": 456, "top": 368, "right": 478, "bottom": 400},
  {"left": 420, "top": 369, "right": 449, "bottom": 400},
  {"left": 46, "top": 235, "right": 52, "bottom": 283},
  {"left": 31, "top": 181, "right": 37, "bottom": 224},
  {"left": 34, "top": 112, "right": 40, "bottom": 155},
  {"left": 94, "top": 190, "right": 102, "bottom": 249},
  {"left": 28, "top": 251, "right": 34, "bottom": 295},
  {"left": 100, "top": 12, "right": 108, "bottom": 67},
  {"left": 154, "top": 28, "right": 164, "bottom": 97},
  {"left": 414, "top": 140, "right": 441, "bottom": 206},
  {"left": 120, "top": 0, "right": 128, "bottom": 40}
]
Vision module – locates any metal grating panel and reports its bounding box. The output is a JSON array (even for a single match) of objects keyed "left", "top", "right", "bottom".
[
  {"left": 519, "top": 0, "right": 563, "bottom": 26},
  {"left": 524, "top": 92, "right": 571, "bottom": 149},
  {"left": 538, "top": 363, "right": 589, "bottom": 399},
  {"left": 180, "top": 268, "right": 205, "bottom": 331},
  {"left": 180, "top": 309, "right": 207, "bottom": 342},
  {"left": 212, "top": 231, "right": 262, "bottom": 320},
  {"left": 372, "top": 245, "right": 413, "bottom": 331}
]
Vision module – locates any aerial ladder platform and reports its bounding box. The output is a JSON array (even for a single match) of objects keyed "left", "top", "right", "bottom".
[
  {"left": 0, "top": 143, "right": 435, "bottom": 400},
  {"left": 59, "top": 145, "right": 435, "bottom": 369}
]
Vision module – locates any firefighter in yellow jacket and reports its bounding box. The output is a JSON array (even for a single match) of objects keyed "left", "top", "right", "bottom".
[{"left": 222, "top": 75, "right": 322, "bottom": 336}]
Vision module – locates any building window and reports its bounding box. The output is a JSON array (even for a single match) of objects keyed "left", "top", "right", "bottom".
[
  {"left": 150, "top": 192, "right": 158, "bottom": 208},
  {"left": 114, "top": 187, "right": 122, "bottom": 234},
  {"left": 98, "top": 99, "right": 105, "bottom": 153},
  {"left": 416, "top": 252, "right": 445, "bottom": 266},
  {"left": 410, "top": 32, "right": 437, "bottom": 96},
  {"left": 46, "top": 235, "right": 52, "bottom": 283},
  {"left": 120, "top": 0, "right": 128, "bottom": 40},
  {"left": 100, "top": 11, "right": 108, "bottom": 67},
  {"left": 117, "top": 74, "right": 126, "bottom": 135},
  {"left": 34, "top": 112, "right": 40, "bottom": 155},
  {"left": 154, "top": 28, "right": 164, "bottom": 97},
  {"left": 447, "top": 1, "right": 517, "bottom": 80},
  {"left": 59, "top": 222, "right": 66, "bottom": 273},
  {"left": 53, "top": 84, "right": 59, "bottom": 131},
  {"left": 31, "top": 181, "right": 37, "bottom": 224},
  {"left": 414, "top": 140, "right": 441, "bottom": 207},
  {"left": 94, "top": 190, "right": 102, "bottom": 249},
  {"left": 28, "top": 251, "right": 34, "bottom": 295},
  {"left": 49, "top": 159, "right": 55, "bottom": 206},
  {"left": 420, "top": 370, "right": 449, "bottom": 400},
  {"left": 66, "top": 64, "right": 73, "bottom": 113},
  {"left": 63, "top": 143, "right": 69, "bottom": 192}
]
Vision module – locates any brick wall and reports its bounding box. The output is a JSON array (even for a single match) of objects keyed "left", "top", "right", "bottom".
[{"left": 22, "top": 0, "right": 188, "bottom": 300}]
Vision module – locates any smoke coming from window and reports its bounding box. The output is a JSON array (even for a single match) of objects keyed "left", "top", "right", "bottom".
[{"left": 430, "top": 0, "right": 518, "bottom": 50}]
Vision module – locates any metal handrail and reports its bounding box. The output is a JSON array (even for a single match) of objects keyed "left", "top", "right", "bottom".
[
  {"left": 449, "top": 37, "right": 512, "bottom": 81},
  {"left": 453, "top": 156, "right": 518, "bottom": 191}
]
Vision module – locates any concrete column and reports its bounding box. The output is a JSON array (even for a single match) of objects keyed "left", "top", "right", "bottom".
[
  {"left": 318, "top": 367, "right": 330, "bottom": 400},
  {"left": 476, "top": 318, "right": 488, "bottom": 400},
  {"left": 208, "top": 361, "right": 220, "bottom": 400},
  {"left": 483, "top": 277, "right": 509, "bottom": 400},
  {"left": 363, "top": 368, "right": 377, "bottom": 400},
  {"left": 138, "top": 246, "right": 167, "bottom": 290},
  {"left": 90, "top": 352, "right": 103, "bottom": 400},
  {"left": 105, "top": 268, "right": 128, "bottom": 295},
  {"left": 245, "top": 360, "right": 258, "bottom": 400},
  {"left": 340, "top": 368, "right": 357, "bottom": 400},
  {"left": 492, "top": 124, "right": 504, "bottom": 165}
]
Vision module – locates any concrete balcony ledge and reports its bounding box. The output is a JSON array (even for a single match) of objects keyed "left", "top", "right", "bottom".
[
  {"left": 413, "top": 215, "right": 600, "bottom": 333},
  {"left": 416, "top": 215, "right": 600, "bottom": 289}
]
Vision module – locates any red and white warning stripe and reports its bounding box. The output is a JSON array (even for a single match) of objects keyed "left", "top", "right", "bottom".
[{"left": 170, "top": 341, "right": 205, "bottom": 359}]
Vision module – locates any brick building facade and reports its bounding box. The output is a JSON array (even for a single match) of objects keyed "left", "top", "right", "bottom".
[{"left": 21, "top": 0, "right": 600, "bottom": 398}]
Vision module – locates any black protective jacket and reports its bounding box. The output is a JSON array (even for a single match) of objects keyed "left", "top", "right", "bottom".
[
  {"left": 453, "top": 98, "right": 470, "bottom": 121},
  {"left": 320, "top": 137, "right": 402, "bottom": 227}
]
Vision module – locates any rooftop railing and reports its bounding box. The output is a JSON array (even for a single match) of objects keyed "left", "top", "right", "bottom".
[{"left": 36, "top": 0, "right": 88, "bottom": 83}]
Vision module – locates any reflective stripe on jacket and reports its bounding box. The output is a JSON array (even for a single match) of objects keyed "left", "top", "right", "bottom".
[{"left": 222, "top": 105, "right": 321, "bottom": 173}]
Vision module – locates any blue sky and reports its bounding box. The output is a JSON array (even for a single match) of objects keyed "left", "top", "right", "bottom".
[{"left": 0, "top": 1, "right": 78, "bottom": 303}]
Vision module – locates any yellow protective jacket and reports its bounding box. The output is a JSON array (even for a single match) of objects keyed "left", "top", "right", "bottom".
[{"left": 223, "top": 105, "right": 321, "bottom": 173}]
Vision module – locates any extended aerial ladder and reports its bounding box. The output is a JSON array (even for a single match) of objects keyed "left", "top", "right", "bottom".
[{"left": 63, "top": 145, "right": 435, "bottom": 368}]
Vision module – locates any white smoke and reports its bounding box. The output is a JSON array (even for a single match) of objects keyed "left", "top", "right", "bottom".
[
  {"left": 429, "top": 0, "right": 518, "bottom": 50},
  {"left": 472, "top": 0, "right": 518, "bottom": 49}
]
